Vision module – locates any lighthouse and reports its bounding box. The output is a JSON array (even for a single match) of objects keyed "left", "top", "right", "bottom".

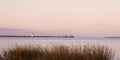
[{"left": 31, "top": 32, "right": 34, "bottom": 38}]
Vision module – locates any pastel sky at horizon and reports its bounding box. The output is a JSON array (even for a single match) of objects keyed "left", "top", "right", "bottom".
[{"left": 0, "top": 0, "right": 120, "bottom": 36}]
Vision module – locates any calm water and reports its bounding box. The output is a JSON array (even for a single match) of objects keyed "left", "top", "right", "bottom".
[{"left": 0, "top": 37, "right": 120, "bottom": 60}]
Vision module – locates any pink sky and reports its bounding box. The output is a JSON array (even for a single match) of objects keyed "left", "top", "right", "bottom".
[{"left": 0, "top": 0, "right": 120, "bottom": 36}]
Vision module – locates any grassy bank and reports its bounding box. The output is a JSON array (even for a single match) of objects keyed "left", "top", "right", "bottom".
[{"left": 0, "top": 45, "right": 114, "bottom": 60}]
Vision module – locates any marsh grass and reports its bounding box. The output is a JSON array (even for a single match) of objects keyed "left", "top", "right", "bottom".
[{"left": 0, "top": 45, "right": 114, "bottom": 60}]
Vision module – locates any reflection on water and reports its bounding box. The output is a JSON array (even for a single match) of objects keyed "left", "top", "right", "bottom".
[{"left": 0, "top": 37, "right": 120, "bottom": 59}]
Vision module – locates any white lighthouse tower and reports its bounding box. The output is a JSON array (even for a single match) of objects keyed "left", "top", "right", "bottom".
[{"left": 31, "top": 32, "right": 34, "bottom": 38}]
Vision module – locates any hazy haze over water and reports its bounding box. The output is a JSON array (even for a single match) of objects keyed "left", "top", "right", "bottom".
[{"left": 0, "top": 0, "right": 120, "bottom": 37}]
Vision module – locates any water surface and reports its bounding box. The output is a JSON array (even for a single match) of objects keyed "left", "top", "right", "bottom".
[{"left": 0, "top": 37, "right": 120, "bottom": 60}]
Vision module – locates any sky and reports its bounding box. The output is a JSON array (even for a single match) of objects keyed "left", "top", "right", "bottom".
[{"left": 0, "top": 0, "right": 120, "bottom": 37}]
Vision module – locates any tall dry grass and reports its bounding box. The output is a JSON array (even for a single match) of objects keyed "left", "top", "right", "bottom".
[{"left": 0, "top": 45, "right": 114, "bottom": 60}]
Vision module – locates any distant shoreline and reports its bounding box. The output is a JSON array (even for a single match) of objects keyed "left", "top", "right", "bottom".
[
  {"left": 104, "top": 37, "right": 120, "bottom": 38},
  {"left": 0, "top": 35, "right": 74, "bottom": 38}
]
